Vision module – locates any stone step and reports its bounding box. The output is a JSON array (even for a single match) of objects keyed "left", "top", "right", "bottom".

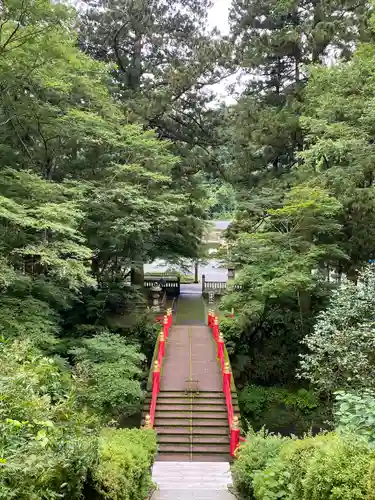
[
  {"left": 155, "top": 391, "right": 237, "bottom": 400},
  {"left": 156, "top": 453, "right": 230, "bottom": 462},
  {"left": 152, "top": 462, "right": 232, "bottom": 487},
  {"left": 156, "top": 426, "right": 229, "bottom": 436},
  {"left": 193, "top": 435, "right": 230, "bottom": 444},
  {"left": 152, "top": 490, "right": 235, "bottom": 499},
  {"left": 149, "top": 403, "right": 231, "bottom": 411},
  {"left": 155, "top": 410, "right": 228, "bottom": 419},
  {"left": 155, "top": 418, "right": 229, "bottom": 427},
  {"left": 158, "top": 435, "right": 230, "bottom": 445},
  {"left": 144, "top": 404, "right": 228, "bottom": 413},
  {"left": 159, "top": 443, "right": 229, "bottom": 454}
]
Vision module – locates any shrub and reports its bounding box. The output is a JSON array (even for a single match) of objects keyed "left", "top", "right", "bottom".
[
  {"left": 302, "top": 434, "right": 372, "bottom": 500},
  {"left": 232, "top": 429, "right": 288, "bottom": 498},
  {"left": 253, "top": 434, "right": 334, "bottom": 500},
  {"left": 0, "top": 339, "right": 97, "bottom": 500},
  {"left": 0, "top": 296, "right": 59, "bottom": 348},
  {"left": 335, "top": 390, "right": 375, "bottom": 447},
  {"left": 70, "top": 333, "right": 145, "bottom": 420},
  {"left": 233, "top": 430, "right": 375, "bottom": 500},
  {"left": 92, "top": 428, "right": 157, "bottom": 500}
]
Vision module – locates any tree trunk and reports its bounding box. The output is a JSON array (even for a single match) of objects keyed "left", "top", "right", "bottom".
[
  {"left": 194, "top": 261, "right": 199, "bottom": 283},
  {"left": 131, "top": 264, "right": 144, "bottom": 287}
]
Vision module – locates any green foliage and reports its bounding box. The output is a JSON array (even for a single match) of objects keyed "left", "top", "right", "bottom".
[
  {"left": 71, "top": 333, "right": 145, "bottom": 419},
  {"left": 234, "top": 430, "right": 375, "bottom": 500},
  {"left": 223, "top": 0, "right": 374, "bottom": 393},
  {"left": 220, "top": 285, "right": 330, "bottom": 386},
  {"left": 92, "top": 428, "right": 157, "bottom": 500},
  {"left": 238, "top": 385, "right": 330, "bottom": 437},
  {"left": 335, "top": 390, "right": 375, "bottom": 447},
  {"left": 0, "top": 296, "right": 59, "bottom": 348},
  {"left": 221, "top": 184, "right": 340, "bottom": 385},
  {"left": 232, "top": 429, "right": 287, "bottom": 499},
  {"left": 0, "top": 339, "right": 98, "bottom": 500},
  {"left": 299, "top": 266, "right": 375, "bottom": 392},
  {"left": 206, "top": 181, "right": 237, "bottom": 219}
]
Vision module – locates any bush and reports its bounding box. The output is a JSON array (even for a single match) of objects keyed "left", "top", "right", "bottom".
[
  {"left": 233, "top": 430, "right": 375, "bottom": 500},
  {"left": 335, "top": 390, "right": 375, "bottom": 447},
  {"left": 70, "top": 333, "right": 145, "bottom": 420},
  {"left": 232, "top": 429, "right": 287, "bottom": 498},
  {"left": 92, "top": 428, "right": 157, "bottom": 500},
  {"left": 0, "top": 296, "right": 59, "bottom": 348},
  {"left": 238, "top": 384, "right": 330, "bottom": 436},
  {"left": 0, "top": 339, "right": 98, "bottom": 500}
]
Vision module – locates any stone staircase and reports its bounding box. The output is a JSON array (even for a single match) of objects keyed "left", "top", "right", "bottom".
[
  {"left": 144, "top": 390, "right": 239, "bottom": 461},
  {"left": 151, "top": 461, "right": 235, "bottom": 499}
]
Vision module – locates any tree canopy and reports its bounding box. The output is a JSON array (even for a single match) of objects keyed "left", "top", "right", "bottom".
[{"left": 3, "top": 0, "right": 375, "bottom": 496}]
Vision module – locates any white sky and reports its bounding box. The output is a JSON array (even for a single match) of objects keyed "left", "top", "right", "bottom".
[
  {"left": 207, "top": 0, "right": 231, "bottom": 35},
  {"left": 71, "top": 0, "right": 237, "bottom": 103},
  {"left": 207, "top": 0, "right": 241, "bottom": 105}
]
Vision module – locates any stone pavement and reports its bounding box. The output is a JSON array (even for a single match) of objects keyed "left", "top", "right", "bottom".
[{"left": 151, "top": 461, "right": 235, "bottom": 500}]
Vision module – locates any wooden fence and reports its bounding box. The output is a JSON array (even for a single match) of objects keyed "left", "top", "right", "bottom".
[{"left": 144, "top": 276, "right": 180, "bottom": 297}]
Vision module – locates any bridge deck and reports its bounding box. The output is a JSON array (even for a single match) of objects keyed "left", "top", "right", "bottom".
[{"left": 160, "top": 325, "right": 222, "bottom": 392}]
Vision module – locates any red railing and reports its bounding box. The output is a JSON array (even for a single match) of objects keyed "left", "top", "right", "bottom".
[
  {"left": 144, "top": 308, "right": 172, "bottom": 429},
  {"left": 208, "top": 310, "right": 241, "bottom": 457}
]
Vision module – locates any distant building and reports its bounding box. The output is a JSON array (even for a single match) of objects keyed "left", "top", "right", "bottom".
[{"left": 203, "top": 220, "right": 231, "bottom": 245}]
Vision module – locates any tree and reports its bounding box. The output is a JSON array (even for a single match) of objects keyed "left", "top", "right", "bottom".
[
  {"left": 298, "top": 41, "right": 375, "bottom": 278},
  {"left": 220, "top": 0, "right": 374, "bottom": 388},
  {"left": 0, "top": 0, "right": 205, "bottom": 330},
  {"left": 227, "top": 0, "right": 370, "bottom": 224},
  {"left": 221, "top": 185, "right": 342, "bottom": 385},
  {"left": 79, "top": 0, "right": 231, "bottom": 147},
  {"left": 79, "top": 0, "right": 233, "bottom": 242},
  {"left": 299, "top": 266, "right": 375, "bottom": 393}
]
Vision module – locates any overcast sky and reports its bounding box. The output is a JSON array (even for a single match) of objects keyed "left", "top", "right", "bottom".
[
  {"left": 207, "top": 0, "right": 231, "bottom": 35},
  {"left": 207, "top": 0, "right": 241, "bottom": 104}
]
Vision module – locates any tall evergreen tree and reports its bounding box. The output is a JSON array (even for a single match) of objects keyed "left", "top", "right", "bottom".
[{"left": 228, "top": 0, "right": 370, "bottom": 198}]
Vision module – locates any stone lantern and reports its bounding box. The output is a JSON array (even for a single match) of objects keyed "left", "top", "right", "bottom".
[{"left": 150, "top": 285, "right": 162, "bottom": 312}]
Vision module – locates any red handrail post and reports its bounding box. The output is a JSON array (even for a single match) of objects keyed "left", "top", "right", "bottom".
[
  {"left": 223, "top": 361, "right": 231, "bottom": 391},
  {"left": 217, "top": 332, "right": 224, "bottom": 369},
  {"left": 167, "top": 308, "right": 172, "bottom": 328},
  {"left": 153, "top": 360, "right": 160, "bottom": 393},
  {"left": 159, "top": 331, "right": 165, "bottom": 358},
  {"left": 230, "top": 416, "right": 240, "bottom": 457},
  {"left": 208, "top": 309, "right": 214, "bottom": 328},
  {"left": 149, "top": 360, "right": 161, "bottom": 426},
  {"left": 213, "top": 317, "right": 219, "bottom": 341},
  {"left": 163, "top": 315, "right": 169, "bottom": 339}
]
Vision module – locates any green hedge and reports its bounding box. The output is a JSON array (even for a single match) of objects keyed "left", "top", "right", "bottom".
[
  {"left": 232, "top": 430, "right": 375, "bottom": 500},
  {"left": 92, "top": 428, "right": 157, "bottom": 500}
]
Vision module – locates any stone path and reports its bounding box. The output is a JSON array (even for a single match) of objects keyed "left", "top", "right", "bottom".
[{"left": 151, "top": 461, "right": 235, "bottom": 499}]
